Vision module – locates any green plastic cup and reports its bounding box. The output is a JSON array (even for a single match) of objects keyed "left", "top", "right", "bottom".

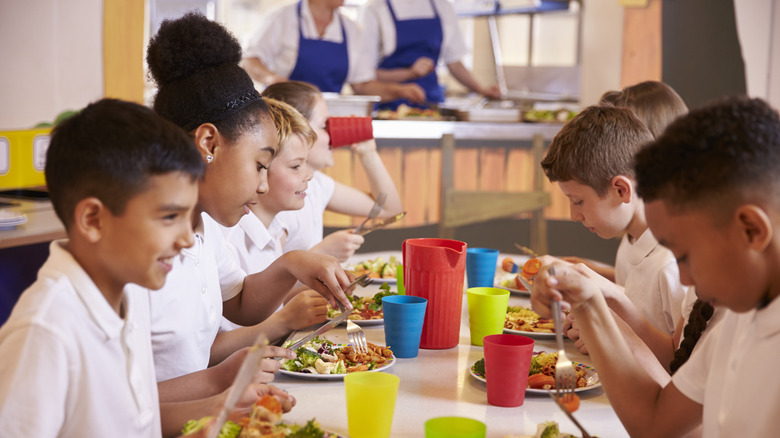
[
  {"left": 425, "top": 416, "right": 486, "bottom": 437},
  {"left": 345, "top": 372, "right": 399, "bottom": 437},
  {"left": 396, "top": 263, "right": 405, "bottom": 295},
  {"left": 467, "top": 287, "right": 510, "bottom": 346}
]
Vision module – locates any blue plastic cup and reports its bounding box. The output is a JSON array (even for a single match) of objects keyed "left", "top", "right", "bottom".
[
  {"left": 466, "top": 248, "right": 499, "bottom": 288},
  {"left": 382, "top": 295, "right": 428, "bottom": 358}
]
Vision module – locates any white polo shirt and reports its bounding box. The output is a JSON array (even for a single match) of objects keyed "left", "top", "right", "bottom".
[
  {"left": 244, "top": 0, "right": 375, "bottom": 87},
  {"left": 0, "top": 240, "right": 161, "bottom": 437},
  {"left": 278, "top": 170, "right": 336, "bottom": 252},
  {"left": 672, "top": 296, "right": 780, "bottom": 436},
  {"left": 150, "top": 212, "right": 246, "bottom": 381},
  {"left": 614, "top": 229, "right": 689, "bottom": 335},
  {"left": 359, "top": 0, "right": 469, "bottom": 68},
  {"left": 223, "top": 212, "right": 288, "bottom": 275}
]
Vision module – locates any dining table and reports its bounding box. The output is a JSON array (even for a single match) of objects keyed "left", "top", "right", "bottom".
[{"left": 273, "top": 251, "right": 629, "bottom": 438}]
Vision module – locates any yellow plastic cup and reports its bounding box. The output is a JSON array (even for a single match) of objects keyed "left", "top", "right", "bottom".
[
  {"left": 467, "top": 287, "right": 510, "bottom": 346},
  {"left": 425, "top": 416, "right": 487, "bottom": 437},
  {"left": 344, "top": 372, "right": 400, "bottom": 438}
]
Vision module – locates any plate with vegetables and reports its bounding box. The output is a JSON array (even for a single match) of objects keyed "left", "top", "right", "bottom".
[
  {"left": 494, "top": 257, "right": 541, "bottom": 295},
  {"left": 347, "top": 256, "right": 400, "bottom": 283},
  {"left": 279, "top": 336, "right": 395, "bottom": 380},
  {"left": 469, "top": 351, "right": 601, "bottom": 394},
  {"left": 326, "top": 283, "right": 396, "bottom": 326},
  {"left": 181, "top": 394, "right": 343, "bottom": 437}
]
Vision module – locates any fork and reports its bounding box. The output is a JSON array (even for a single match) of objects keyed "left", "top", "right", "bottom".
[
  {"left": 549, "top": 266, "right": 577, "bottom": 404},
  {"left": 343, "top": 275, "right": 371, "bottom": 354},
  {"left": 354, "top": 193, "right": 388, "bottom": 234}
]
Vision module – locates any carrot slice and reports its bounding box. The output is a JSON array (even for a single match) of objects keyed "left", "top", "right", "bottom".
[
  {"left": 562, "top": 393, "right": 581, "bottom": 413},
  {"left": 522, "top": 258, "right": 541, "bottom": 276},
  {"left": 527, "top": 373, "right": 555, "bottom": 389}
]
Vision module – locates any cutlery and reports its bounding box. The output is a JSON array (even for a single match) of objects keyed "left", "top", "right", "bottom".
[
  {"left": 355, "top": 211, "right": 406, "bottom": 236},
  {"left": 286, "top": 274, "right": 370, "bottom": 351},
  {"left": 515, "top": 274, "right": 534, "bottom": 293},
  {"left": 207, "top": 333, "right": 268, "bottom": 438},
  {"left": 548, "top": 266, "right": 578, "bottom": 406},
  {"left": 546, "top": 390, "right": 595, "bottom": 438},
  {"left": 514, "top": 243, "right": 540, "bottom": 258},
  {"left": 354, "top": 193, "right": 387, "bottom": 234}
]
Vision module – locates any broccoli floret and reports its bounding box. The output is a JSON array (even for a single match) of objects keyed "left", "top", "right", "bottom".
[
  {"left": 528, "top": 355, "right": 543, "bottom": 375},
  {"left": 181, "top": 418, "right": 240, "bottom": 438},
  {"left": 473, "top": 358, "right": 486, "bottom": 378},
  {"left": 296, "top": 348, "right": 323, "bottom": 368},
  {"left": 286, "top": 419, "right": 326, "bottom": 438},
  {"left": 537, "top": 421, "right": 560, "bottom": 438}
]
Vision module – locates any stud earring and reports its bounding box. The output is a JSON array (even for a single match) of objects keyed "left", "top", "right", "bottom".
[{"left": 206, "top": 155, "right": 214, "bottom": 163}]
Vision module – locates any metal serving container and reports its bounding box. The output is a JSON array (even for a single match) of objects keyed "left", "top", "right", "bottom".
[{"left": 322, "top": 93, "right": 381, "bottom": 117}]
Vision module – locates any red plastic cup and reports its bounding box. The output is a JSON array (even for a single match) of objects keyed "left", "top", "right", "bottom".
[
  {"left": 483, "top": 334, "right": 535, "bottom": 407},
  {"left": 402, "top": 238, "right": 467, "bottom": 349},
  {"left": 326, "top": 116, "right": 374, "bottom": 148}
]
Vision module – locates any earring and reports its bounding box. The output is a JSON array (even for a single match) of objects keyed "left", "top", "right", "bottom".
[{"left": 206, "top": 155, "right": 214, "bottom": 163}]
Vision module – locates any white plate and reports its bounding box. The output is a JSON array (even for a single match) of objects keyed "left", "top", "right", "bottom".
[
  {"left": 494, "top": 272, "right": 530, "bottom": 296},
  {"left": 468, "top": 359, "right": 601, "bottom": 393},
  {"left": 327, "top": 317, "right": 384, "bottom": 326},
  {"left": 279, "top": 355, "right": 396, "bottom": 380},
  {"left": 0, "top": 210, "right": 27, "bottom": 227},
  {"left": 503, "top": 327, "right": 555, "bottom": 339}
]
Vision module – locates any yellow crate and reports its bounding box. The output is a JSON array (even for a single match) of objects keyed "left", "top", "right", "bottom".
[{"left": 0, "top": 128, "right": 52, "bottom": 189}]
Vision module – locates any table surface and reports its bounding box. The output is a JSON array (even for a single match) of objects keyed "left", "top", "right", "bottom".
[
  {"left": 274, "top": 251, "right": 628, "bottom": 438},
  {"left": 0, "top": 196, "right": 65, "bottom": 249}
]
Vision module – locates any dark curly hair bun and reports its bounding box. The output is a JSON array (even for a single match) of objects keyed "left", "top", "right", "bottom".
[{"left": 147, "top": 11, "right": 261, "bottom": 131}]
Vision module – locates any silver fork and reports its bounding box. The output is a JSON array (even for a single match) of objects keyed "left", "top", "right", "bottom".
[
  {"left": 549, "top": 266, "right": 577, "bottom": 404},
  {"left": 353, "top": 193, "right": 387, "bottom": 234},
  {"left": 342, "top": 275, "right": 371, "bottom": 354}
]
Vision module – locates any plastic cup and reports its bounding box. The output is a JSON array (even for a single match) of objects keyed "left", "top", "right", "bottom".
[
  {"left": 344, "top": 372, "right": 399, "bottom": 438},
  {"left": 425, "top": 416, "right": 486, "bottom": 438},
  {"left": 396, "top": 264, "right": 405, "bottom": 295},
  {"left": 483, "top": 334, "right": 535, "bottom": 407},
  {"left": 382, "top": 295, "right": 427, "bottom": 358},
  {"left": 466, "top": 287, "right": 510, "bottom": 346},
  {"left": 326, "top": 116, "right": 374, "bottom": 148},
  {"left": 466, "top": 248, "right": 499, "bottom": 288}
]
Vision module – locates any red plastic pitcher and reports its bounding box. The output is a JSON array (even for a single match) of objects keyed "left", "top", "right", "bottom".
[{"left": 402, "top": 238, "right": 467, "bottom": 349}]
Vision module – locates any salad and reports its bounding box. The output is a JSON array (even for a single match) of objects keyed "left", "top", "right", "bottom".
[
  {"left": 327, "top": 283, "right": 397, "bottom": 320},
  {"left": 281, "top": 336, "right": 393, "bottom": 375},
  {"left": 348, "top": 256, "right": 400, "bottom": 279}
]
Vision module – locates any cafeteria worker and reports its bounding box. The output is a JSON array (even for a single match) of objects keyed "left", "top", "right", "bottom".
[
  {"left": 242, "top": 0, "right": 424, "bottom": 103},
  {"left": 360, "top": 0, "right": 502, "bottom": 109}
]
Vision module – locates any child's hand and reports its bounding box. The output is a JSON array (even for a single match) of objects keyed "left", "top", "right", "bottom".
[
  {"left": 530, "top": 263, "right": 601, "bottom": 318},
  {"left": 564, "top": 313, "right": 589, "bottom": 354},
  {"left": 283, "top": 251, "right": 353, "bottom": 309},
  {"left": 351, "top": 138, "right": 377, "bottom": 157},
  {"left": 230, "top": 384, "right": 295, "bottom": 418},
  {"left": 219, "top": 346, "right": 294, "bottom": 385},
  {"left": 312, "top": 230, "right": 364, "bottom": 262},
  {"left": 280, "top": 290, "right": 328, "bottom": 330}
]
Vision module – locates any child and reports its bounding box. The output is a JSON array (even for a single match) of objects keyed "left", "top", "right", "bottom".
[
  {"left": 145, "top": 13, "right": 352, "bottom": 396},
  {"left": 217, "top": 98, "right": 329, "bottom": 349},
  {"left": 539, "top": 105, "right": 689, "bottom": 341},
  {"left": 263, "top": 81, "right": 403, "bottom": 262},
  {"left": 532, "top": 96, "right": 780, "bottom": 436}
]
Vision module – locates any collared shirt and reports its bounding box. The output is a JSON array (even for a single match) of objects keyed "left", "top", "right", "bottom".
[
  {"left": 673, "top": 296, "right": 780, "bottom": 436},
  {"left": 150, "top": 212, "right": 245, "bottom": 381},
  {"left": 0, "top": 240, "right": 161, "bottom": 437},
  {"left": 223, "top": 212, "right": 287, "bottom": 275},
  {"left": 359, "top": 0, "right": 468, "bottom": 67},
  {"left": 614, "top": 229, "right": 690, "bottom": 335},
  {"left": 244, "top": 0, "right": 375, "bottom": 87},
  {"left": 278, "top": 171, "right": 336, "bottom": 252}
]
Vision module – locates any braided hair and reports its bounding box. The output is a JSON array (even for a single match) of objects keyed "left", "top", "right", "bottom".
[{"left": 669, "top": 299, "right": 714, "bottom": 374}]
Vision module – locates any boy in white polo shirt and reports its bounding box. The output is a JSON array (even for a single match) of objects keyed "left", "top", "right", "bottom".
[
  {"left": 0, "top": 99, "right": 295, "bottom": 437},
  {"left": 532, "top": 96, "right": 780, "bottom": 436}
]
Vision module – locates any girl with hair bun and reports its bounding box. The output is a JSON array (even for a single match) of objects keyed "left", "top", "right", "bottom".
[{"left": 145, "top": 13, "right": 353, "bottom": 424}]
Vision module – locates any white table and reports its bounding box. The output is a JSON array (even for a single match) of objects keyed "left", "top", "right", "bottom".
[{"left": 273, "top": 252, "right": 628, "bottom": 437}]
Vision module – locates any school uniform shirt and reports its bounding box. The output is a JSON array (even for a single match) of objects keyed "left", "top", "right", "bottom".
[
  {"left": 672, "top": 296, "right": 780, "bottom": 436},
  {"left": 277, "top": 170, "right": 336, "bottom": 252},
  {"left": 223, "top": 212, "right": 288, "bottom": 275},
  {"left": 614, "top": 229, "right": 689, "bottom": 335},
  {"left": 360, "top": 0, "right": 468, "bottom": 70},
  {"left": 244, "top": 0, "right": 375, "bottom": 91},
  {"left": 149, "top": 212, "right": 245, "bottom": 381},
  {"left": 0, "top": 240, "right": 161, "bottom": 437}
]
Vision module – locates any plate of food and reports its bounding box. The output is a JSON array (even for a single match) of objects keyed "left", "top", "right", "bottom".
[
  {"left": 504, "top": 305, "right": 555, "bottom": 339},
  {"left": 347, "top": 256, "right": 400, "bottom": 284},
  {"left": 280, "top": 336, "right": 395, "bottom": 380},
  {"left": 494, "top": 257, "right": 540, "bottom": 295},
  {"left": 469, "top": 352, "right": 601, "bottom": 394},
  {"left": 327, "top": 283, "right": 396, "bottom": 326},
  {"left": 181, "top": 394, "right": 343, "bottom": 437}
]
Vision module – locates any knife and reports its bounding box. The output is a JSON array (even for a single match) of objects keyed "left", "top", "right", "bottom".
[
  {"left": 546, "top": 390, "right": 595, "bottom": 438},
  {"left": 286, "top": 274, "right": 368, "bottom": 351},
  {"left": 207, "top": 333, "right": 268, "bottom": 438},
  {"left": 515, "top": 274, "right": 534, "bottom": 293},
  {"left": 356, "top": 211, "right": 407, "bottom": 236}
]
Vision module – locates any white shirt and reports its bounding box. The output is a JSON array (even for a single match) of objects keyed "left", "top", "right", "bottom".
[
  {"left": 223, "top": 213, "right": 288, "bottom": 275},
  {"left": 244, "top": 0, "right": 375, "bottom": 88},
  {"left": 614, "top": 229, "right": 689, "bottom": 335},
  {"left": 673, "top": 296, "right": 780, "bottom": 437},
  {"left": 0, "top": 240, "right": 161, "bottom": 437},
  {"left": 278, "top": 171, "right": 336, "bottom": 252},
  {"left": 150, "top": 212, "right": 246, "bottom": 381},
  {"left": 359, "top": 0, "right": 469, "bottom": 67}
]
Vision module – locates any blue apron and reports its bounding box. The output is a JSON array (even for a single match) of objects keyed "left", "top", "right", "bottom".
[
  {"left": 377, "top": 0, "right": 444, "bottom": 110},
  {"left": 289, "top": 1, "right": 350, "bottom": 93}
]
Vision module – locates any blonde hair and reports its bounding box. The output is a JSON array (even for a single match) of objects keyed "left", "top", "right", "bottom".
[
  {"left": 264, "top": 97, "right": 317, "bottom": 154},
  {"left": 262, "top": 81, "right": 321, "bottom": 121}
]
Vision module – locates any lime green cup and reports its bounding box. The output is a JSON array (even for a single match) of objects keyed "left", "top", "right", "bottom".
[
  {"left": 466, "top": 287, "right": 510, "bottom": 346},
  {"left": 344, "top": 372, "right": 400, "bottom": 438},
  {"left": 425, "top": 416, "right": 487, "bottom": 437}
]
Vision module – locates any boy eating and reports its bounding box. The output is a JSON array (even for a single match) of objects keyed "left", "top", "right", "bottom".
[{"left": 533, "top": 96, "right": 780, "bottom": 436}]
